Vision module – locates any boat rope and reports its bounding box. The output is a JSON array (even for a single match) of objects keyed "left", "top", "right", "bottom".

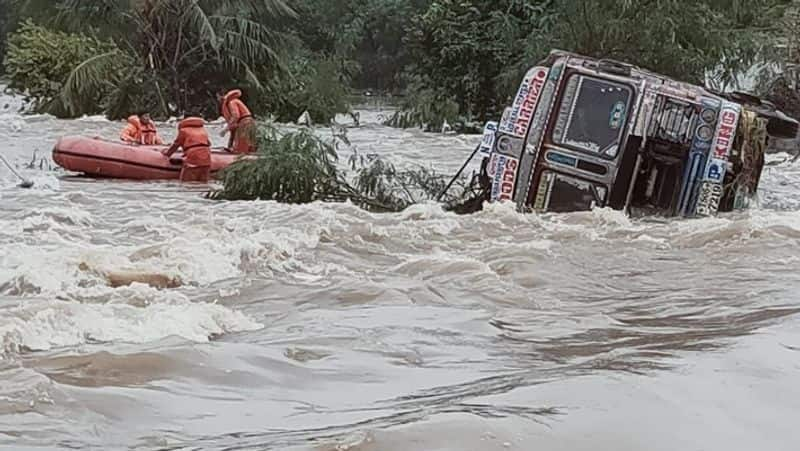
[{"left": 437, "top": 143, "right": 481, "bottom": 201}]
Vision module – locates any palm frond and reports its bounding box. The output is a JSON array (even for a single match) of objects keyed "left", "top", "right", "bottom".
[
  {"left": 51, "top": 0, "right": 133, "bottom": 37},
  {"left": 182, "top": 0, "right": 221, "bottom": 52},
  {"left": 225, "top": 55, "right": 265, "bottom": 90},
  {"left": 62, "top": 49, "right": 127, "bottom": 115},
  {"left": 215, "top": 17, "right": 287, "bottom": 66},
  {"left": 201, "top": 0, "right": 296, "bottom": 19}
]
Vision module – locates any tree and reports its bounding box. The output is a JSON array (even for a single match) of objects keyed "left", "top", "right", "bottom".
[
  {"left": 12, "top": 0, "right": 296, "bottom": 118},
  {"left": 511, "top": 0, "right": 789, "bottom": 88},
  {"left": 404, "top": 0, "right": 548, "bottom": 123},
  {"left": 290, "top": 0, "right": 431, "bottom": 93},
  {"left": 351, "top": 0, "right": 432, "bottom": 92},
  {"left": 4, "top": 20, "right": 120, "bottom": 116},
  {"left": 0, "top": 0, "right": 15, "bottom": 72},
  {"left": 758, "top": 1, "right": 800, "bottom": 119},
  {"left": 399, "top": 0, "right": 791, "bottom": 130}
]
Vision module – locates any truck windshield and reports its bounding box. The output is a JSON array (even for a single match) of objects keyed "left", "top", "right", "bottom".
[{"left": 552, "top": 75, "right": 633, "bottom": 158}]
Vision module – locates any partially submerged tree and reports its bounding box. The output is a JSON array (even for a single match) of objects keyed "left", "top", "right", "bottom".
[{"left": 210, "top": 122, "right": 485, "bottom": 213}]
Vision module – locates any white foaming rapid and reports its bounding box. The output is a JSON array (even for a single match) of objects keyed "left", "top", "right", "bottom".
[
  {"left": 2, "top": 83, "right": 800, "bottom": 451},
  {"left": 0, "top": 289, "right": 263, "bottom": 353},
  {"left": 0, "top": 198, "right": 337, "bottom": 298}
]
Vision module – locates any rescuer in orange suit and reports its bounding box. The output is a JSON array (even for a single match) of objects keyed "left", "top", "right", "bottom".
[
  {"left": 120, "top": 113, "right": 164, "bottom": 145},
  {"left": 161, "top": 116, "right": 212, "bottom": 183},
  {"left": 219, "top": 89, "right": 256, "bottom": 154}
]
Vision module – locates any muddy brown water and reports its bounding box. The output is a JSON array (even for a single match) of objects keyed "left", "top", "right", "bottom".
[{"left": 1, "top": 94, "right": 800, "bottom": 450}]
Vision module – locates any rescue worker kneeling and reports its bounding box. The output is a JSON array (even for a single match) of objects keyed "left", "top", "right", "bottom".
[
  {"left": 162, "top": 117, "right": 212, "bottom": 182},
  {"left": 120, "top": 113, "right": 164, "bottom": 145},
  {"left": 219, "top": 89, "right": 256, "bottom": 154}
]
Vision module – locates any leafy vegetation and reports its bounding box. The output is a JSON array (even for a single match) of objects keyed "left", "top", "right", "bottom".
[
  {"left": 382, "top": 84, "right": 460, "bottom": 132},
  {"left": 395, "top": 0, "right": 793, "bottom": 130},
  {"left": 4, "top": 0, "right": 307, "bottom": 119},
  {"left": 4, "top": 0, "right": 798, "bottom": 212},
  {"left": 256, "top": 54, "right": 352, "bottom": 125},
  {"left": 211, "top": 122, "right": 484, "bottom": 212},
  {"left": 0, "top": 0, "right": 12, "bottom": 72},
  {"left": 4, "top": 20, "right": 120, "bottom": 116},
  {"left": 759, "top": 3, "right": 800, "bottom": 119},
  {"left": 2, "top": 0, "right": 798, "bottom": 124},
  {"left": 290, "top": 0, "right": 430, "bottom": 93}
]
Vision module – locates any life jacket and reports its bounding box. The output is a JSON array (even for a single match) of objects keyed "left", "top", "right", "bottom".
[
  {"left": 139, "top": 121, "right": 162, "bottom": 145},
  {"left": 176, "top": 117, "right": 211, "bottom": 167},
  {"left": 221, "top": 89, "right": 253, "bottom": 128},
  {"left": 120, "top": 115, "right": 142, "bottom": 142}
]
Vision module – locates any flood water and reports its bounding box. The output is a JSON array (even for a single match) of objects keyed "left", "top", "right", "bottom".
[{"left": 2, "top": 91, "right": 800, "bottom": 451}]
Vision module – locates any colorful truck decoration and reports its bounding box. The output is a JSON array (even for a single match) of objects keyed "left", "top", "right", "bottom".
[{"left": 479, "top": 50, "right": 799, "bottom": 217}]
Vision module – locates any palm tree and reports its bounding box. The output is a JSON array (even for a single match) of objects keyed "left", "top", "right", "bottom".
[{"left": 17, "top": 0, "right": 296, "bottom": 118}]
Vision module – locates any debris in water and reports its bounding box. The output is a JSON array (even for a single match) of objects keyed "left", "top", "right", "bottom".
[{"left": 78, "top": 262, "right": 183, "bottom": 289}]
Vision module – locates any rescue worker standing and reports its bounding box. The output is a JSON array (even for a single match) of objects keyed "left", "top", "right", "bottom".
[
  {"left": 120, "top": 113, "right": 164, "bottom": 145},
  {"left": 219, "top": 89, "right": 256, "bottom": 154},
  {"left": 161, "top": 116, "right": 212, "bottom": 182}
]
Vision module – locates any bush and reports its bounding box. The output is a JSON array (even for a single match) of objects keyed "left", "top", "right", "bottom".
[
  {"left": 93, "top": 66, "right": 170, "bottom": 121},
  {"left": 253, "top": 54, "right": 352, "bottom": 125},
  {"left": 210, "top": 122, "right": 487, "bottom": 213},
  {"left": 4, "top": 20, "right": 120, "bottom": 116},
  {"left": 383, "top": 83, "right": 461, "bottom": 132},
  {"left": 211, "top": 124, "right": 340, "bottom": 203}
]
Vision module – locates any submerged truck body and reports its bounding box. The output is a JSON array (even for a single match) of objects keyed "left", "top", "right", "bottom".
[{"left": 480, "top": 50, "right": 799, "bottom": 217}]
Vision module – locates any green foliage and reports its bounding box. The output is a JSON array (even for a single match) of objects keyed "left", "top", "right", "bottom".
[
  {"left": 399, "top": 0, "right": 790, "bottom": 130},
  {"left": 256, "top": 54, "right": 352, "bottom": 125},
  {"left": 404, "top": 0, "right": 545, "bottom": 124},
  {"left": 212, "top": 125, "right": 340, "bottom": 203},
  {"left": 383, "top": 84, "right": 459, "bottom": 132},
  {"left": 290, "top": 0, "right": 431, "bottom": 93},
  {"left": 757, "top": 3, "right": 800, "bottom": 119},
  {"left": 4, "top": 0, "right": 794, "bottom": 127},
  {"left": 10, "top": 0, "right": 295, "bottom": 118},
  {"left": 98, "top": 67, "right": 170, "bottom": 121},
  {"left": 4, "top": 20, "right": 120, "bottom": 116},
  {"left": 514, "top": 0, "right": 789, "bottom": 88},
  {"left": 210, "top": 122, "right": 485, "bottom": 212},
  {"left": 0, "top": 0, "right": 12, "bottom": 71}
]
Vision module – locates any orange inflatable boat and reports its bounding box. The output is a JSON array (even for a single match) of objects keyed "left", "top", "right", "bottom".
[{"left": 52, "top": 136, "right": 245, "bottom": 180}]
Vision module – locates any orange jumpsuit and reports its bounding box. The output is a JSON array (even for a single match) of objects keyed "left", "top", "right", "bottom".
[
  {"left": 140, "top": 121, "right": 164, "bottom": 145},
  {"left": 221, "top": 89, "right": 255, "bottom": 154},
  {"left": 120, "top": 115, "right": 164, "bottom": 145},
  {"left": 164, "top": 117, "right": 212, "bottom": 182},
  {"left": 120, "top": 116, "right": 142, "bottom": 143}
]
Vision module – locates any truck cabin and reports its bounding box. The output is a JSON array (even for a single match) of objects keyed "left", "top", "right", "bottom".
[{"left": 482, "top": 50, "right": 797, "bottom": 217}]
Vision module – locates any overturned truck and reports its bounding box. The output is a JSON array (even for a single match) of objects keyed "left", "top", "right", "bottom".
[{"left": 479, "top": 50, "right": 799, "bottom": 217}]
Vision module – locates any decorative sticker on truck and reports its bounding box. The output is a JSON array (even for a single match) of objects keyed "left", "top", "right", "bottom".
[
  {"left": 695, "top": 102, "right": 741, "bottom": 216},
  {"left": 498, "top": 67, "right": 549, "bottom": 138},
  {"left": 489, "top": 153, "right": 519, "bottom": 202},
  {"left": 479, "top": 121, "right": 498, "bottom": 157}
]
